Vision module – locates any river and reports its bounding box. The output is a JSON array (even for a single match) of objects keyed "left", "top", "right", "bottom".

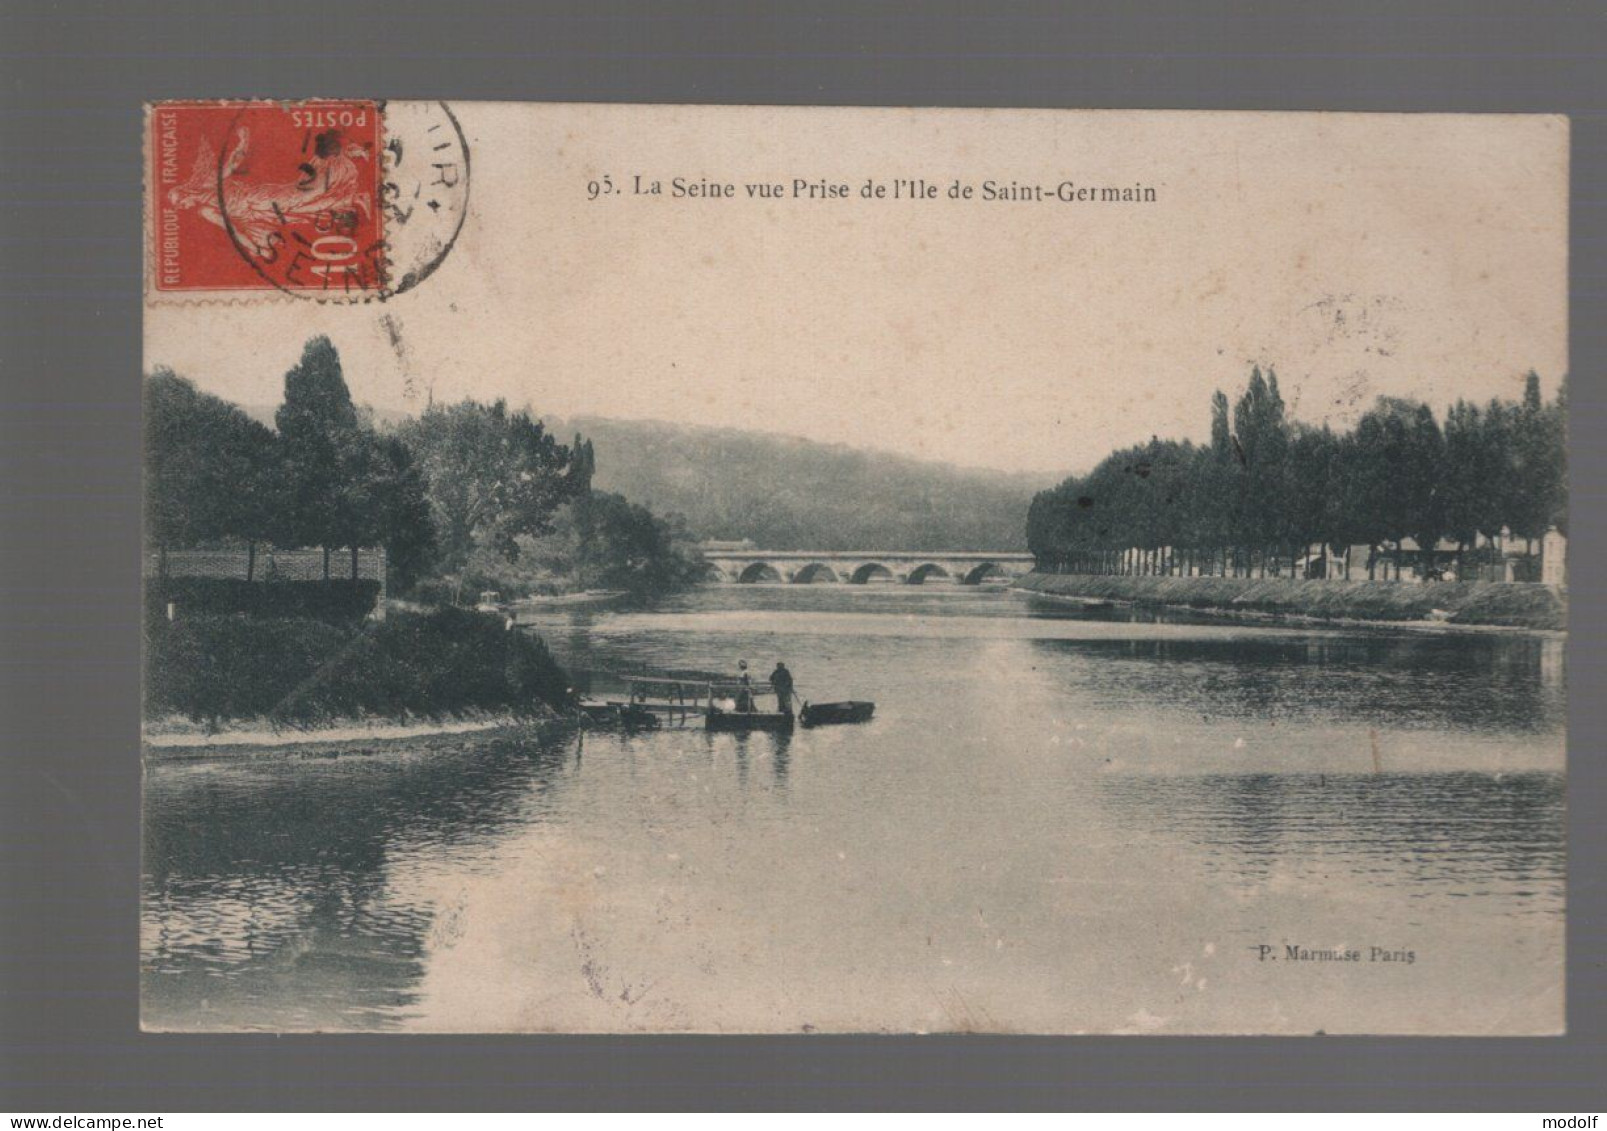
[{"left": 141, "top": 584, "right": 1566, "bottom": 1033}]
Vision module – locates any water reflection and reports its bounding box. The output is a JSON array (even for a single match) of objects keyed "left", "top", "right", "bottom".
[
  {"left": 773, "top": 731, "right": 791, "bottom": 788},
  {"left": 1027, "top": 630, "right": 1564, "bottom": 735},
  {"left": 1095, "top": 771, "right": 1564, "bottom": 915},
  {"left": 143, "top": 586, "right": 1566, "bottom": 1033},
  {"left": 142, "top": 734, "right": 573, "bottom": 1030}
]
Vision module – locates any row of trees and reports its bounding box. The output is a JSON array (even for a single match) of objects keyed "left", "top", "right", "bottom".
[
  {"left": 147, "top": 339, "right": 437, "bottom": 587},
  {"left": 146, "top": 336, "right": 700, "bottom": 596},
  {"left": 1026, "top": 367, "right": 1567, "bottom": 580}
]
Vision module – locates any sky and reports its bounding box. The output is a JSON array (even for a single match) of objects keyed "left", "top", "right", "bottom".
[{"left": 146, "top": 105, "right": 1568, "bottom": 477}]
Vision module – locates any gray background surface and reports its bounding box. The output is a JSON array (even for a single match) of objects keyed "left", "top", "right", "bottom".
[{"left": 0, "top": 0, "right": 1602, "bottom": 1112}]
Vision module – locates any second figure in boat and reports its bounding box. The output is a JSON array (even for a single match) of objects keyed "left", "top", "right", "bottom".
[{"left": 734, "top": 660, "right": 755, "bottom": 712}]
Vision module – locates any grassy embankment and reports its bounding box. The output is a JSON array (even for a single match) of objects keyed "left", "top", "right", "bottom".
[
  {"left": 1014, "top": 573, "right": 1565, "bottom": 630},
  {"left": 144, "top": 605, "right": 573, "bottom": 735}
]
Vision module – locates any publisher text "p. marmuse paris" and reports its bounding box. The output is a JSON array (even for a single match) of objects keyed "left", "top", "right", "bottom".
[{"left": 1252, "top": 944, "right": 1418, "bottom": 964}]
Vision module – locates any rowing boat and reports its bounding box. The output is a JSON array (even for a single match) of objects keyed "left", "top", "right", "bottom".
[
  {"left": 705, "top": 707, "right": 796, "bottom": 733},
  {"left": 799, "top": 701, "right": 875, "bottom": 727}
]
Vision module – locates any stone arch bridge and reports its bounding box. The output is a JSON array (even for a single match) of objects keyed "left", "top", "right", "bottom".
[{"left": 698, "top": 548, "right": 1036, "bottom": 585}]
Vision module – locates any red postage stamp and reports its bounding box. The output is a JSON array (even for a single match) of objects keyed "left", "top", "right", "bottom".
[{"left": 148, "top": 100, "right": 386, "bottom": 295}]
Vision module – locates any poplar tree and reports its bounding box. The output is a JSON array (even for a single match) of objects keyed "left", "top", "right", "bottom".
[{"left": 274, "top": 336, "right": 366, "bottom": 577}]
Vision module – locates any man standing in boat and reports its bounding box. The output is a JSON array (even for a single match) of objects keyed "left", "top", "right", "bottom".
[{"left": 770, "top": 661, "right": 795, "bottom": 716}]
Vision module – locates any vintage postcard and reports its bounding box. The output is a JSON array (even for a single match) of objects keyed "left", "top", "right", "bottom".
[{"left": 142, "top": 103, "right": 1567, "bottom": 1034}]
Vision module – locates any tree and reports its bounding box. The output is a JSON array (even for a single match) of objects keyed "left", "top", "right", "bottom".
[
  {"left": 1440, "top": 398, "right": 1504, "bottom": 574},
  {"left": 145, "top": 369, "right": 280, "bottom": 575},
  {"left": 273, "top": 336, "right": 370, "bottom": 577},
  {"left": 270, "top": 336, "right": 442, "bottom": 583},
  {"left": 1548, "top": 374, "right": 1569, "bottom": 535},
  {"left": 1480, "top": 398, "right": 1518, "bottom": 542},
  {"left": 1286, "top": 424, "right": 1341, "bottom": 575},
  {"left": 1209, "top": 389, "right": 1232, "bottom": 458},
  {"left": 1231, "top": 366, "right": 1291, "bottom": 574},
  {"left": 520, "top": 492, "right": 704, "bottom": 595},
  {"left": 1402, "top": 402, "right": 1447, "bottom": 565},
  {"left": 1344, "top": 398, "right": 1420, "bottom": 575},
  {"left": 1200, "top": 390, "right": 1236, "bottom": 574},
  {"left": 361, "top": 435, "right": 436, "bottom": 591},
  {"left": 397, "top": 399, "right": 587, "bottom": 573},
  {"left": 1508, "top": 370, "right": 1565, "bottom": 544}
]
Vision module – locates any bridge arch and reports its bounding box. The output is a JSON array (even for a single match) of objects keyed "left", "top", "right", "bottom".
[
  {"left": 790, "top": 562, "right": 841, "bottom": 584},
  {"left": 697, "top": 560, "right": 730, "bottom": 583},
  {"left": 848, "top": 562, "right": 896, "bottom": 585},
  {"left": 737, "top": 561, "right": 783, "bottom": 584},
  {"left": 905, "top": 562, "right": 953, "bottom": 585},
  {"left": 961, "top": 561, "right": 1008, "bottom": 585}
]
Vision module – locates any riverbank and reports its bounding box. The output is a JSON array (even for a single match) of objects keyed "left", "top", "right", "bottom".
[
  {"left": 142, "top": 708, "right": 562, "bottom": 758},
  {"left": 144, "top": 605, "right": 574, "bottom": 732},
  {"left": 1013, "top": 572, "right": 1566, "bottom": 630}
]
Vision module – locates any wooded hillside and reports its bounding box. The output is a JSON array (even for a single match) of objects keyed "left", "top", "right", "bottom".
[{"left": 544, "top": 415, "right": 1053, "bottom": 551}]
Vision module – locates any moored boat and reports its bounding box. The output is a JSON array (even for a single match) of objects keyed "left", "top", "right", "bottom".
[
  {"left": 705, "top": 707, "right": 795, "bottom": 733},
  {"left": 799, "top": 701, "right": 876, "bottom": 727},
  {"left": 578, "top": 699, "right": 662, "bottom": 729}
]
